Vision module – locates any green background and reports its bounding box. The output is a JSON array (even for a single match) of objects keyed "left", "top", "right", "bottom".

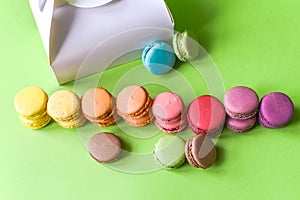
[{"left": 1, "top": 0, "right": 300, "bottom": 199}]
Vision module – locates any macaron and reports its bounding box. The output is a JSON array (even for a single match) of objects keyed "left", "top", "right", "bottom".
[
  {"left": 152, "top": 92, "right": 186, "bottom": 133},
  {"left": 226, "top": 116, "right": 257, "bottom": 133},
  {"left": 142, "top": 41, "right": 176, "bottom": 75},
  {"left": 81, "top": 87, "right": 119, "bottom": 127},
  {"left": 173, "top": 30, "right": 200, "bottom": 62},
  {"left": 47, "top": 90, "right": 86, "bottom": 128},
  {"left": 224, "top": 86, "right": 259, "bottom": 120},
  {"left": 14, "top": 86, "right": 51, "bottom": 129},
  {"left": 153, "top": 135, "right": 186, "bottom": 169},
  {"left": 259, "top": 92, "right": 294, "bottom": 128},
  {"left": 88, "top": 132, "right": 122, "bottom": 163},
  {"left": 185, "top": 134, "right": 217, "bottom": 169},
  {"left": 187, "top": 95, "right": 226, "bottom": 137},
  {"left": 116, "top": 85, "right": 153, "bottom": 127}
]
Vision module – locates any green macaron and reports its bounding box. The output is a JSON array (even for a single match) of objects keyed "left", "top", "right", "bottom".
[
  {"left": 153, "top": 135, "right": 186, "bottom": 169},
  {"left": 172, "top": 30, "right": 200, "bottom": 62}
]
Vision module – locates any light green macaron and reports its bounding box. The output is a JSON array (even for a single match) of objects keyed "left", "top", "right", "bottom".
[
  {"left": 173, "top": 30, "right": 200, "bottom": 62},
  {"left": 153, "top": 135, "right": 186, "bottom": 169}
]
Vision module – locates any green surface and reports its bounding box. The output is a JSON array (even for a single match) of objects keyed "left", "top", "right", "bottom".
[{"left": 1, "top": 0, "right": 300, "bottom": 199}]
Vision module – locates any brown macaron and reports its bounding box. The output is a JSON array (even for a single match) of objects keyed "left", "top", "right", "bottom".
[
  {"left": 81, "top": 87, "right": 119, "bottom": 127},
  {"left": 185, "top": 134, "right": 217, "bottom": 169},
  {"left": 116, "top": 85, "right": 153, "bottom": 127},
  {"left": 88, "top": 132, "right": 122, "bottom": 163}
]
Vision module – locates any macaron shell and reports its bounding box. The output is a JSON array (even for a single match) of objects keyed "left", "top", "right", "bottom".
[
  {"left": 259, "top": 92, "right": 294, "bottom": 128},
  {"left": 14, "top": 86, "right": 48, "bottom": 118},
  {"left": 185, "top": 134, "right": 217, "bottom": 169},
  {"left": 47, "top": 90, "right": 81, "bottom": 120},
  {"left": 226, "top": 116, "right": 257, "bottom": 133},
  {"left": 81, "top": 87, "right": 114, "bottom": 119},
  {"left": 173, "top": 31, "right": 199, "bottom": 62},
  {"left": 20, "top": 113, "right": 51, "bottom": 129},
  {"left": 153, "top": 135, "right": 186, "bottom": 169},
  {"left": 88, "top": 132, "right": 122, "bottom": 163},
  {"left": 187, "top": 95, "right": 226, "bottom": 134},
  {"left": 152, "top": 92, "right": 184, "bottom": 121},
  {"left": 224, "top": 86, "right": 259, "bottom": 119},
  {"left": 154, "top": 118, "right": 186, "bottom": 134},
  {"left": 116, "top": 85, "right": 148, "bottom": 115},
  {"left": 142, "top": 41, "right": 176, "bottom": 75}
]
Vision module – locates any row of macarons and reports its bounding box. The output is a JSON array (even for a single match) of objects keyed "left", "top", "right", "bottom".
[
  {"left": 14, "top": 85, "right": 294, "bottom": 135},
  {"left": 88, "top": 132, "right": 216, "bottom": 169},
  {"left": 14, "top": 85, "right": 294, "bottom": 134}
]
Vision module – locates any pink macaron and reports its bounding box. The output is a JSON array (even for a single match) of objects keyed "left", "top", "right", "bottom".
[
  {"left": 226, "top": 116, "right": 257, "bottom": 133},
  {"left": 187, "top": 95, "right": 226, "bottom": 137},
  {"left": 224, "top": 86, "right": 259, "bottom": 120},
  {"left": 152, "top": 92, "right": 186, "bottom": 133}
]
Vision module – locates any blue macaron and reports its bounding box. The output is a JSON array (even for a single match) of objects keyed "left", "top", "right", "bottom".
[{"left": 142, "top": 41, "right": 176, "bottom": 75}]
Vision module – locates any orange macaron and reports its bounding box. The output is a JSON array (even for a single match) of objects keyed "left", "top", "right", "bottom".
[
  {"left": 116, "top": 85, "right": 153, "bottom": 127},
  {"left": 81, "top": 87, "right": 119, "bottom": 127}
]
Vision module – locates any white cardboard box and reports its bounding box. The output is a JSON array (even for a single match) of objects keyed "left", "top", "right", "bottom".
[{"left": 29, "top": 0, "right": 174, "bottom": 84}]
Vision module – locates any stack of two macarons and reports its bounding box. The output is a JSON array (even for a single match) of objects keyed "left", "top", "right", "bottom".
[
  {"left": 224, "top": 86, "right": 259, "bottom": 133},
  {"left": 81, "top": 87, "right": 119, "bottom": 127},
  {"left": 152, "top": 92, "right": 186, "bottom": 133},
  {"left": 187, "top": 95, "right": 226, "bottom": 137},
  {"left": 14, "top": 86, "right": 52, "bottom": 129},
  {"left": 116, "top": 85, "right": 153, "bottom": 127}
]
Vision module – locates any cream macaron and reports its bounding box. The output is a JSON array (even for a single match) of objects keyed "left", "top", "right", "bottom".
[{"left": 47, "top": 90, "right": 86, "bottom": 128}]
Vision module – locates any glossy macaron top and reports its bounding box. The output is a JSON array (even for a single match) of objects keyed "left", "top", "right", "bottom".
[
  {"left": 116, "top": 85, "right": 149, "bottom": 115},
  {"left": 142, "top": 41, "right": 176, "bottom": 75},
  {"left": 81, "top": 87, "right": 113, "bottom": 119},
  {"left": 88, "top": 132, "right": 122, "bottom": 163},
  {"left": 224, "top": 86, "right": 259, "bottom": 119},
  {"left": 152, "top": 92, "right": 184, "bottom": 121},
  {"left": 153, "top": 135, "right": 186, "bottom": 169},
  {"left": 259, "top": 92, "right": 294, "bottom": 128},
  {"left": 47, "top": 90, "right": 81, "bottom": 120},
  {"left": 188, "top": 95, "right": 226, "bottom": 133},
  {"left": 14, "top": 86, "right": 48, "bottom": 118}
]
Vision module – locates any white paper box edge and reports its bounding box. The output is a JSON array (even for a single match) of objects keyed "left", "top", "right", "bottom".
[{"left": 29, "top": 0, "right": 175, "bottom": 85}]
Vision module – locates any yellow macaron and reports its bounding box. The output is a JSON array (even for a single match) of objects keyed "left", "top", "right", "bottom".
[{"left": 14, "top": 86, "right": 51, "bottom": 129}]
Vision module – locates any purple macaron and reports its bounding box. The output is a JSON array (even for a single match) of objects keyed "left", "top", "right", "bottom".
[
  {"left": 259, "top": 92, "right": 294, "bottom": 128},
  {"left": 224, "top": 86, "right": 259, "bottom": 120},
  {"left": 226, "top": 116, "right": 257, "bottom": 133}
]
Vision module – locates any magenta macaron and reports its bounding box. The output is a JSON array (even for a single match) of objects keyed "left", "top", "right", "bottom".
[
  {"left": 259, "top": 92, "right": 294, "bottom": 128},
  {"left": 187, "top": 95, "right": 226, "bottom": 137},
  {"left": 224, "top": 86, "right": 259, "bottom": 120},
  {"left": 152, "top": 92, "right": 186, "bottom": 133}
]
